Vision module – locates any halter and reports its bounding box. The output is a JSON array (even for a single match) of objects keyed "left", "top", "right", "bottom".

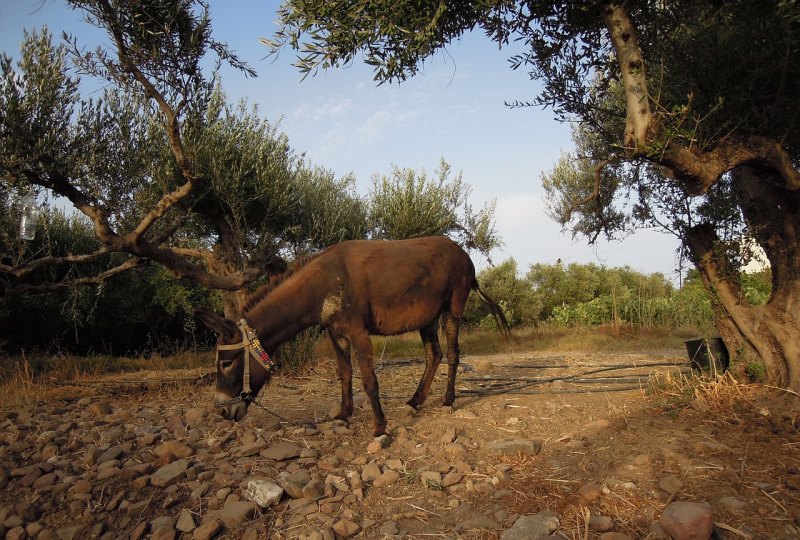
[{"left": 215, "top": 318, "right": 276, "bottom": 407}]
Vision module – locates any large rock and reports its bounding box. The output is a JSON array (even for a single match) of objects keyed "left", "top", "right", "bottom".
[
  {"left": 192, "top": 519, "right": 222, "bottom": 540},
  {"left": 659, "top": 501, "right": 714, "bottom": 540},
  {"left": 486, "top": 439, "right": 543, "bottom": 456},
  {"left": 151, "top": 458, "right": 190, "bottom": 487},
  {"left": 176, "top": 509, "right": 196, "bottom": 533},
  {"left": 260, "top": 442, "right": 301, "bottom": 461},
  {"left": 218, "top": 501, "right": 258, "bottom": 528},
  {"left": 500, "top": 512, "right": 560, "bottom": 540},
  {"left": 332, "top": 519, "right": 360, "bottom": 538},
  {"left": 243, "top": 479, "right": 283, "bottom": 508},
  {"left": 372, "top": 471, "right": 400, "bottom": 488},
  {"left": 154, "top": 441, "right": 194, "bottom": 464}
]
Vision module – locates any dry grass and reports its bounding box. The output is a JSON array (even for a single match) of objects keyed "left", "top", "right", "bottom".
[{"left": 0, "top": 350, "right": 212, "bottom": 409}]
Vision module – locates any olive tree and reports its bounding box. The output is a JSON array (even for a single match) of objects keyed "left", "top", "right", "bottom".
[
  {"left": 268, "top": 0, "right": 800, "bottom": 390},
  {"left": 367, "top": 159, "right": 500, "bottom": 256},
  {"left": 0, "top": 2, "right": 367, "bottom": 319}
]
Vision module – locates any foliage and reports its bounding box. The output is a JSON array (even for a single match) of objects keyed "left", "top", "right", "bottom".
[
  {"left": 463, "top": 259, "right": 539, "bottom": 327},
  {"left": 0, "top": 201, "right": 216, "bottom": 355},
  {"left": 269, "top": 0, "right": 800, "bottom": 389},
  {"left": 463, "top": 258, "right": 722, "bottom": 332},
  {"left": 367, "top": 159, "right": 500, "bottom": 256}
]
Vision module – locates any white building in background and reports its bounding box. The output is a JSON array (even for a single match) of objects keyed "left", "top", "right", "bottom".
[{"left": 742, "top": 237, "right": 770, "bottom": 273}]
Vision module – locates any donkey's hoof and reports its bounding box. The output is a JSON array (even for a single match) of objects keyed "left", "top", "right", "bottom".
[{"left": 368, "top": 434, "right": 391, "bottom": 454}]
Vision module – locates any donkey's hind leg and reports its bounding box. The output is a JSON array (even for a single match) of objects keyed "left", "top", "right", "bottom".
[
  {"left": 328, "top": 331, "right": 354, "bottom": 421},
  {"left": 442, "top": 313, "right": 461, "bottom": 406},
  {"left": 407, "top": 316, "right": 443, "bottom": 409}
]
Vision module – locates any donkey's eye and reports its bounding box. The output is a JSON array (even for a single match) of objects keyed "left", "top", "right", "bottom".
[{"left": 220, "top": 358, "right": 235, "bottom": 369}]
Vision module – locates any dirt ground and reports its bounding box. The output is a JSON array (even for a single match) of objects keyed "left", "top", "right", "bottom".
[{"left": 3, "top": 348, "right": 800, "bottom": 539}]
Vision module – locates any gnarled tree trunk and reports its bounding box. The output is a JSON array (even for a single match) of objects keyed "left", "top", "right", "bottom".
[{"left": 685, "top": 164, "right": 800, "bottom": 390}]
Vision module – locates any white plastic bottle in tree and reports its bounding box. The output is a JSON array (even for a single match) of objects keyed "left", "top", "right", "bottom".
[{"left": 19, "top": 192, "right": 39, "bottom": 241}]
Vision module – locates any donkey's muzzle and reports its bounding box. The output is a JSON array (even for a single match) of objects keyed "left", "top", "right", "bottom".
[{"left": 216, "top": 399, "right": 248, "bottom": 422}]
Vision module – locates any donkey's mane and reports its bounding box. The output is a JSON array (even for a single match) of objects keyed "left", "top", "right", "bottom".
[{"left": 242, "top": 252, "right": 322, "bottom": 315}]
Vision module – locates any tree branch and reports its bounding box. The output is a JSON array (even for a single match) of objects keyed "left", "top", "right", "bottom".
[
  {"left": 565, "top": 159, "right": 610, "bottom": 223},
  {"left": 96, "top": 0, "right": 198, "bottom": 242},
  {"left": 663, "top": 135, "right": 800, "bottom": 195},
  {"left": 0, "top": 247, "right": 111, "bottom": 279},
  {"left": 603, "top": 3, "right": 652, "bottom": 150},
  {"left": 3, "top": 256, "right": 148, "bottom": 295}
]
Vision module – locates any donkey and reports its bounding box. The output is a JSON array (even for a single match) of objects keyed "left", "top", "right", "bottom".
[{"left": 196, "top": 236, "right": 509, "bottom": 437}]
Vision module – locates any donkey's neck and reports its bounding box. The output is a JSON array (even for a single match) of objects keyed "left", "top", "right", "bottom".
[{"left": 244, "top": 270, "right": 328, "bottom": 352}]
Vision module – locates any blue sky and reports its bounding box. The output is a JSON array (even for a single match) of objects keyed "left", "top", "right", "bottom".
[{"left": 1, "top": 0, "right": 684, "bottom": 279}]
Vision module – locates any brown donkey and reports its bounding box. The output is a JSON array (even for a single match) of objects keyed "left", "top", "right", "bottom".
[{"left": 196, "top": 236, "right": 509, "bottom": 437}]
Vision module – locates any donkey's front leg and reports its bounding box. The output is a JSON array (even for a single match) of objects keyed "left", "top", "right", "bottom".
[
  {"left": 328, "top": 331, "right": 354, "bottom": 421},
  {"left": 351, "top": 329, "right": 387, "bottom": 437}
]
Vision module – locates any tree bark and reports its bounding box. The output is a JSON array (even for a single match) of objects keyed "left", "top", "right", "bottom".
[
  {"left": 602, "top": 3, "right": 800, "bottom": 391},
  {"left": 686, "top": 222, "right": 800, "bottom": 391},
  {"left": 603, "top": 4, "right": 652, "bottom": 150}
]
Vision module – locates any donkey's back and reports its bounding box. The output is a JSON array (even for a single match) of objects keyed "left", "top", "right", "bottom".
[{"left": 317, "top": 236, "right": 475, "bottom": 336}]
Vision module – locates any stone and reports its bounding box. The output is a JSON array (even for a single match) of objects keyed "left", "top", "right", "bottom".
[
  {"left": 192, "top": 519, "right": 222, "bottom": 540},
  {"left": 176, "top": 509, "right": 196, "bottom": 532},
  {"left": 717, "top": 496, "right": 746, "bottom": 512},
  {"left": 372, "top": 470, "right": 401, "bottom": 488},
  {"left": 500, "top": 512, "right": 560, "bottom": 540},
  {"left": 441, "top": 427, "right": 457, "bottom": 444},
  {"left": 184, "top": 408, "right": 207, "bottom": 424},
  {"left": 151, "top": 459, "right": 190, "bottom": 487},
  {"left": 154, "top": 441, "right": 194, "bottom": 463},
  {"left": 56, "top": 525, "right": 88, "bottom": 540},
  {"left": 367, "top": 435, "right": 390, "bottom": 454},
  {"left": 578, "top": 482, "right": 603, "bottom": 502},
  {"left": 237, "top": 441, "right": 268, "bottom": 457},
  {"left": 303, "top": 479, "right": 325, "bottom": 499},
  {"left": 87, "top": 401, "right": 113, "bottom": 415},
  {"left": 260, "top": 442, "right": 302, "bottom": 461},
  {"left": 460, "top": 515, "right": 498, "bottom": 530},
  {"left": 589, "top": 515, "right": 613, "bottom": 532},
  {"left": 97, "top": 446, "right": 124, "bottom": 464},
  {"left": 445, "top": 443, "right": 467, "bottom": 457},
  {"left": 243, "top": 479, "right": 284, "bottom": 507},
  {"left": 6, "top": 527, "right": 27, "bottom": 540},
  {"left": 150, "top": 526, "right": 176, "bottom": 540},
  {"left": 361, "top": 462, "right": 382, "bottom": 483},
  {"left": 15, "top": 502, "right": 40, "bottom": 523},
  {"left": 332, "top": 519, "right": 360, "bottom": 538},
  {"left": 442, "top": 472, "right": 463, "bottom": 487},
  {"left": 476, "top": 359, "right": 494, "bottom": 373},
  {"left": 659, "top": 475, "right": 683, "bottom": 495},
  {"left": 660, "top": 501, "right": 714, "bottom": 540},
  {"left": 379, "top": 521, "right": 400, "bottom": 536},
  {"left": 485, "top": 439, "right": 542, "bottom": 456},
  {"left": 421, "top": 470, "right": 442, "bottom": 488},
  {"left": 218, "top": 501, "right": 258, "bottom": 528}
]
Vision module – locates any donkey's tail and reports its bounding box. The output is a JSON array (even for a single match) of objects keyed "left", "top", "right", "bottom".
[{"left": 472, "top": 279, "right": 511, "bottom": 340}]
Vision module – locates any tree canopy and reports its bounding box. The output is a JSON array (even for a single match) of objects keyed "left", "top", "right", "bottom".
[
  {"left": 270, "top": 0, "right": 800, "bottom": 389},
  {"left": 1, "top": 0, "right": 497, "bottom": 325}
]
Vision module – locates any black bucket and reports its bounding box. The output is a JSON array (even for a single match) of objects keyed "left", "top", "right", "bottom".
[{"left": 685, "top": 337, "right": 729, "bottom": 372}]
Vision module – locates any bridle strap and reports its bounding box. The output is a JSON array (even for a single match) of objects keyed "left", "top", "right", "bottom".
[{"left": 216, "top": 318, "right": 275, "bottom": 403}]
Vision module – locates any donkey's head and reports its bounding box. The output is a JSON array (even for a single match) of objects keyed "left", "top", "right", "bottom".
[{"left": 195, "top": 307, "right": 273, "bottom": 421}]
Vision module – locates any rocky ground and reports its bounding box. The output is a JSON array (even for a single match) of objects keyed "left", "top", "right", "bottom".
[{"left": 1, "top": 349, "right": 799, "bottom": 539}]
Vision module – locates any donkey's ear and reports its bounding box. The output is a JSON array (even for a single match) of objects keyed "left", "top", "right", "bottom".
[{"left": 195, "top": 307, "right": 238, "bottom": 340}]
